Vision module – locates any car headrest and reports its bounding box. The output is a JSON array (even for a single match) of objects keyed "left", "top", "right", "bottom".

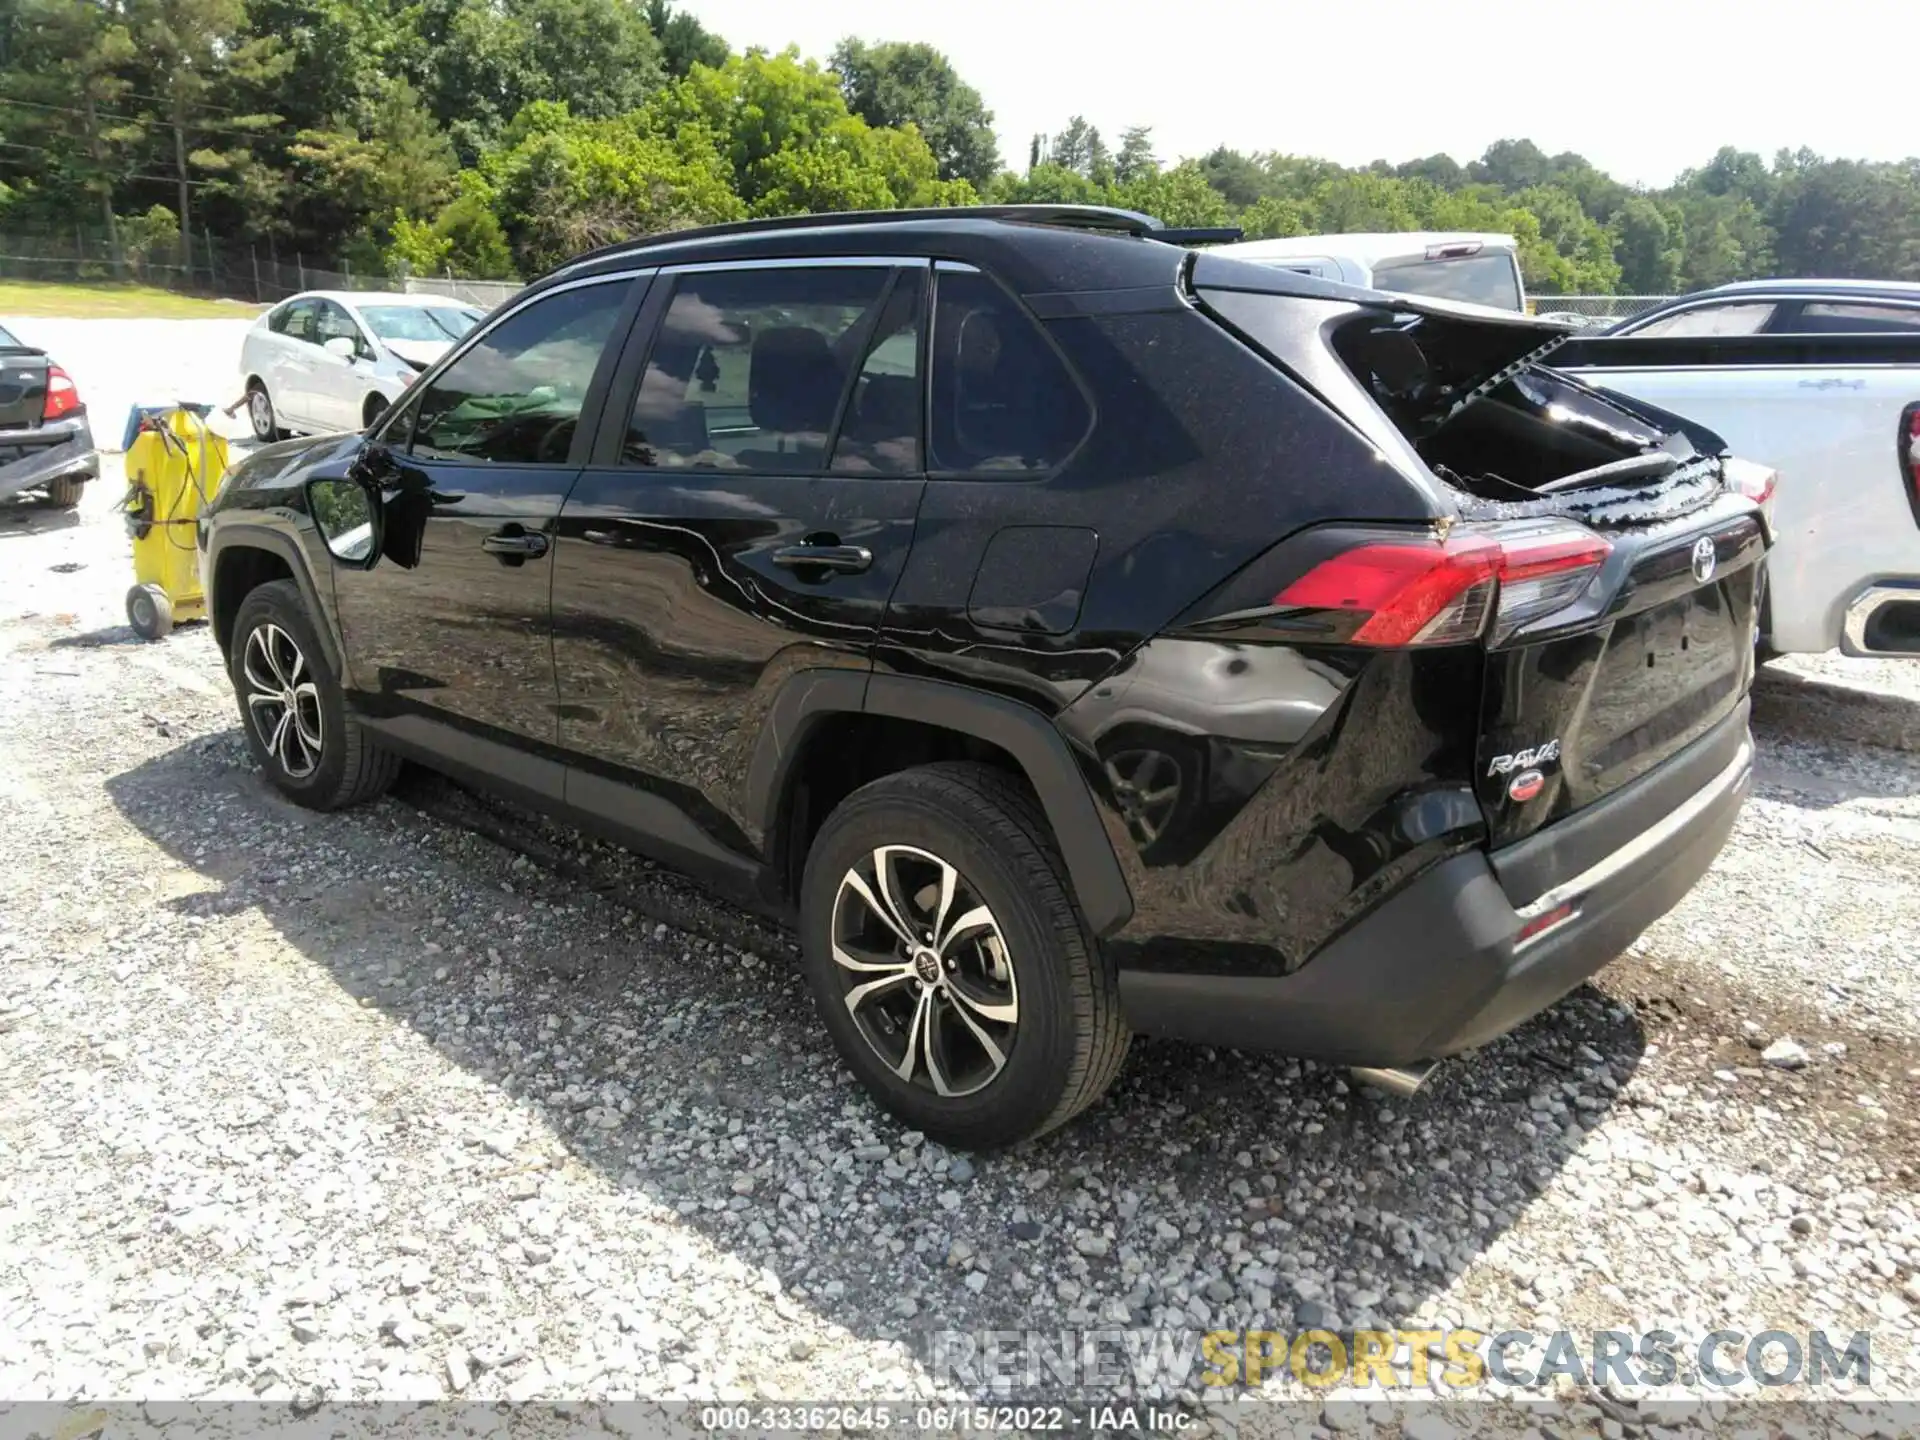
[{"left": 749, "top": 327, "right": 841, "bottom": 435}]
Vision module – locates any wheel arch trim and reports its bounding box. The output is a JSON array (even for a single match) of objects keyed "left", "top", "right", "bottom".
[
  {"left": 206, "top": 523, "right": 341, "bottom": 675},
  {"left": 749, "top": 670, "right": 1134, "bottom": 936}
]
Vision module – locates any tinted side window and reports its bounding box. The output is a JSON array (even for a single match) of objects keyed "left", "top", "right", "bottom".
[
  {"left": 830, "top": 270, "right": 925, "bottom": 475},
  {"left": 1794, "top": 302, "right": 1920, "bottom": 334},
  {"left": 412, "top": 281, "right": 626, "bottom": 465},
  {"left": 929, "top": 269, "right": 1089, "bottom": 474},
  {"left": 268, "top": 302, "right": 296, "bottom": 335},
  {"left": 1629, "top": 302, "right": 1775, "bottom": 338},
  {"left": 625, "top": 267, "right": 891, "bottom": 471}
]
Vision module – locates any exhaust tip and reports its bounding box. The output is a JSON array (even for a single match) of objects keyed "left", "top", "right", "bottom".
[{"left": 1350, "top": 1061, "right": 1438, "bottom": 1098}]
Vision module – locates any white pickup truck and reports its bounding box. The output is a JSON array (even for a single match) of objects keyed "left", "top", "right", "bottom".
[{"left": 1552, "top": 280, "right": 1920, "bottom": 658}]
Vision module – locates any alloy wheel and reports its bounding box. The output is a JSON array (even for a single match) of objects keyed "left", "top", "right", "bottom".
[
  {"left": 249, "top": 388, "right": 274, "bottom": 438},
  {"left": 830, "top": 844, "right": 1019, "bottom": 1098},
  {"left": 1105, "top": 748, "right": 1182, "bottom": 847},
  {"left": 241, "top": 622, "right": 324, "bottom": 778}
]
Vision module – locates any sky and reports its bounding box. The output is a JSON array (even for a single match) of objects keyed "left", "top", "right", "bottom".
[{"left": 683, "top": 0, "right": 1912, "bottom": 188}]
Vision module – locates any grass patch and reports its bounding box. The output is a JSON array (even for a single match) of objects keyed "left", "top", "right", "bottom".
[{"left": 0, "top": 280, "right": 264, "bottom": 320}]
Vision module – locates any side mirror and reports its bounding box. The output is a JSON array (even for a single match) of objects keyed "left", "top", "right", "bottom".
[
  {"left": 323, "top": 335, "right": 356, "bottom": 360},
  {"left": 307, "top": 476, "right": 380, "bottom": 567}
]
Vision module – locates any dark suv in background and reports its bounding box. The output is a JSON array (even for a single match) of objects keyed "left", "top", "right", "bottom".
[{"left": 199, "top": 206, "right": 1770, "bottom": 1148}]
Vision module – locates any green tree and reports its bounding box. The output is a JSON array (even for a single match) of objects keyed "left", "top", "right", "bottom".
[
  {"left": 1047, "top": 116, "right": 1100, "bottom": 177},
  {"left": 1113, "top": 126, "right": 1157, "bottom": 185},
  {"left": 644, "top": 0, "right": 728, "bottom": 78},
  {"left": 1198, "top": 147, "right": 1270, "bottom": 207},
  {"left": 0, "top": 0, "right": 138, "bottom": 263},
  {"left": 1612, "top": 195, "right": 1685, "bottom": 292},
  {"left": 128, "top": 0, "right": 290, "bottom": 265},
  {"left": 484, "top": 101, "right": 742, "bottom": 271},
  {"left": 290, "top": 77, "right": 458, "bottom": 252},
  {"left": 829, "top": 38, "right": 998, "bottom": 188},
  {"left": 1116, "top": 159, "right": 1228, "bottom": 227}
]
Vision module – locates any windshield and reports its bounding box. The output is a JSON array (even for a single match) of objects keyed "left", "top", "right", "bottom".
[
  {"left": 1370, "top": 252, "right": 1523, "bottom": 312},
  {"left": 359, "top": 305, "right": 482, "bottom": 343}
]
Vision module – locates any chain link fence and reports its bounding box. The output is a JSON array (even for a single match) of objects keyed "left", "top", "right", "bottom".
[
  {"left": 1526, "top": 294, "right": 1676, "bottom": 326},
  {"left": 0, "top": 228, "right": 521, "bottom": 311}
]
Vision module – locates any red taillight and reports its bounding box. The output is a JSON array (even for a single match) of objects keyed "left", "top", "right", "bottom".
[
  {"left": 1902, "top": 403, "right": 1920, "bottom": 528},
  {"left": 41, "top": 364, "right": 80, "bottom": 421},
  {"left": 1274, "top": 520, "right": 1612, "bottom": 647},
  {"left": 1724, "top": 456, "right": 1778, "bottom": 533}
]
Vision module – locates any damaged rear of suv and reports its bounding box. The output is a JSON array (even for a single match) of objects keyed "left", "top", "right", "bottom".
[{"left": 1101, "top": 252, "right": 1767, "bottom": 1091}]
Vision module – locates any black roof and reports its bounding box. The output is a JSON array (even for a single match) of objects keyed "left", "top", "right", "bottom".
[{"left": 526, "top": 206, "right": 1245, "bottom": 302}]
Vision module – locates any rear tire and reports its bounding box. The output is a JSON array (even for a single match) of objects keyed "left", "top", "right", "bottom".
[
  {"left": 798, "top": 762, "right": 1130, "bottom": 1150},
  {"left": 126, "top": 583, "right": 173, "bottom": 641},
  {"left": 43, "top": 473, "right": 85, "bottom": 509},
  {"left": 228, "top": 578, "right": 398, "bottom": 810},
  {"left": 362, "top": 393, "right": 390, "bottom": 431}
]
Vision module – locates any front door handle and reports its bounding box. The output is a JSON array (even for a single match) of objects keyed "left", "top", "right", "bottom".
[
  {"left": 770, "top": 543, "right": 872, "bottom": 574},
  {"left": 482, "top": 530, "right": 549, "bottom": 559}
]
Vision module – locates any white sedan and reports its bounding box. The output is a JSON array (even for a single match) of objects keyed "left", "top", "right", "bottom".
[{"left": 238, "top": 290, "right": 485, "bottom": 440}]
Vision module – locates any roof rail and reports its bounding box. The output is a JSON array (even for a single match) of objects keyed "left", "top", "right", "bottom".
[{"left": 547, "top": 205, "right": 1238, "bottom": 278}]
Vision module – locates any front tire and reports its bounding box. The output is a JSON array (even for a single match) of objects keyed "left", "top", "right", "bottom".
[
  {"left": 246, "top": 381, "right": 281, "bottom": 442},
  {"left": 799, "top": 762, "right": 1130, "bottom": 1149},
  {"left": 228, "top": 579, "right": 398, "bottom": 810},
  {"left": 363, "top": 392, "right": 390, "bottom": 431}
]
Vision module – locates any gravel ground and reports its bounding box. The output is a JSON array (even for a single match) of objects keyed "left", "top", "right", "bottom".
[{"left": 2, "top": 460, "right": 1918, "bottom": 1428}]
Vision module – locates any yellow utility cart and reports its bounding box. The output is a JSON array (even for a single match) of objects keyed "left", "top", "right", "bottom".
[{"left": 121, "top": 404, "right": 229, "bottom": 641}]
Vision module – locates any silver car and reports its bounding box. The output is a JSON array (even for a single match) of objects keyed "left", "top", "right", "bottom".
[{"left": 238, "top": 290, "right": 485, "bottom": 440}]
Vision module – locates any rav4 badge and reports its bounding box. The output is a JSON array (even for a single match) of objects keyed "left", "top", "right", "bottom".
[{"left": 1488, "top": 739, "right": 1561, "bottom": 776}]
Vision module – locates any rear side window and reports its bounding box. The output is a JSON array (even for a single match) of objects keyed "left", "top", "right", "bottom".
[
  {"left": 1628, "top": 302, "right": 1775, "bottom": 338},
  {"left": 411, "top": 281, "right": 627, "bottom": 465},
  {"left": 1793, "top": 301, "right": 1920, "bottom": 333},
  {"left": 831, "top": 270, "right": 925, "bottom": 475},
  {"left": 1370, "top": 252, "right": 1522, "bottom": 311},
  {"left": 278, "top": 299, "right": 319, "bottom": 343},
  {"left": 624, "top": 266, "right": 893, "bottom": 471},
  {"left": 929, "top": 268, "right": 1088, "bottom": 474}
]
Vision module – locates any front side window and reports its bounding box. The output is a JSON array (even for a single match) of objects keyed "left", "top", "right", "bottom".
[
  {"left": 1628, "top": 302, "right": 1776, "bottom": 338},
  {"left": 411, "top": 281, "right": 627, "bottom": 465},
  {"left": 929, "top": 268, "right": 1089, "bottom": 474},
  {"left": 315, "top": 301, "right": 364, "bottom": 353},
  {"left": 625, "top": 266, "right": 895, "bottom": 471}
]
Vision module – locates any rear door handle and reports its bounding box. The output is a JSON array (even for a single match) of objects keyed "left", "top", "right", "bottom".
[
  {"left": 770, "top": 544, "right": 872, "bottom": 574},
  {"left": 482, "top": 530, "right": 549, "bottom": 558}
]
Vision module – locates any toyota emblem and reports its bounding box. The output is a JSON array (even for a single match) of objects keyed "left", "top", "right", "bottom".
[{"left": 1690, "top": 536, "right": 1717, "bottom": 584}]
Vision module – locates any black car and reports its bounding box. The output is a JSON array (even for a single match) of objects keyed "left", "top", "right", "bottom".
[
  {"left": 0, "top": 322, "right": 96, "bottom": 509},
  {"left": 199, "top": 206, "right": 1769, "bottom": 1148}
]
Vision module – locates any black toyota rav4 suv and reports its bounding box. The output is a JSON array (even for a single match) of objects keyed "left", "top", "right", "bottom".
[{"left": 200, "top": 206, "right": 1770, "bottom": 1148}]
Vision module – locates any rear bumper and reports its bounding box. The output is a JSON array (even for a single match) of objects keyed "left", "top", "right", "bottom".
[
  {"left": 0, "top": 415, "right": 97, "bottom": 500},
  {"left": 1118, "top": 712, "right": 1753, "bottom": 1065}
]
